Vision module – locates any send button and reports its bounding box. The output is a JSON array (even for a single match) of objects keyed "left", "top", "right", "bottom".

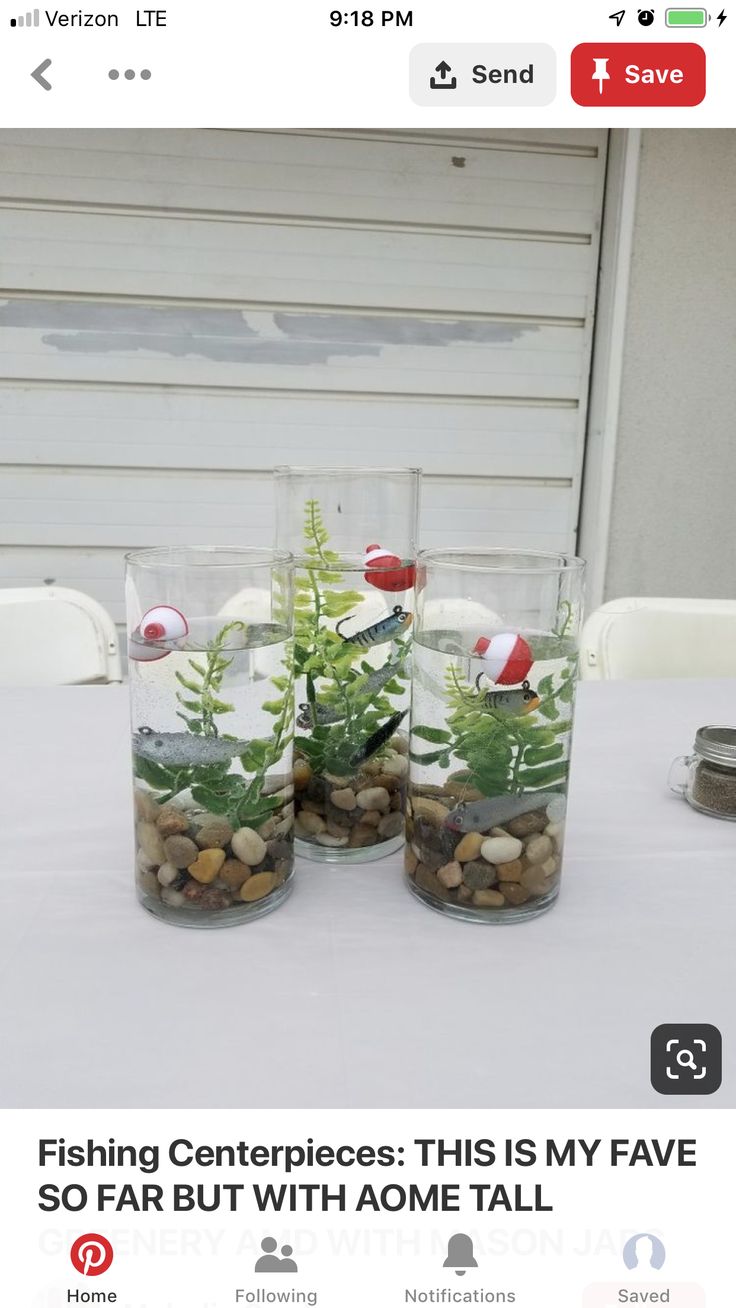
[{"left": 410, "top": 44, "right": 557, "bottom": 107}]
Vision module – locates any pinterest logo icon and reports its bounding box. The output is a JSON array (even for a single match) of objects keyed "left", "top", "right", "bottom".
[{"left": 70, "top": 1234, "right": 114, "bottom": 1276}]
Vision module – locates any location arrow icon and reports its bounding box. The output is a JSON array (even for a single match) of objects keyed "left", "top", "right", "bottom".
[
  {"left": 609, "top": 9, "right": 626, "bottom": 24},
  {"left": 31, "top": 58, "right": 52, "bottom": 90}
]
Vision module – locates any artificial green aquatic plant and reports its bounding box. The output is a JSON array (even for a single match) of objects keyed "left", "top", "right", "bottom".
[
  {"left": 134, "top": 619, "right": 294, "bottom": 828},
  {"left": 293, "top": 499, "right": 410, "bottom": 774},
  {"left": 411, "top": 660, "right": 576, "bottom": 798}
]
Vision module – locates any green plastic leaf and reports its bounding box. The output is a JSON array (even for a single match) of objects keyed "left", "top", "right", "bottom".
[
  {"left": 134, "top": 755, "right": 180, "bottom": 791},
  {"left": 410, "top": 747, "right": 450, "bottom": 765},
  {"left": 412, "top": 725, "right": 452, "bottom": 744},
  {"left": 537, "top": 698, "right": 560, "bottom": 721},
  {"left": 175, "top": 673, "right": 202, "bottom": 694}
]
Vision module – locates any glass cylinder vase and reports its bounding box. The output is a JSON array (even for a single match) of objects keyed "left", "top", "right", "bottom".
[
  {"left": 407, "top": 549, "right": 585, "bottom": 922},
  {"left": 274, "top": 466, "right": 421, "bottom": 863},
  {"left": 125, "top": 546, "right": 295, "bottom": 927}
]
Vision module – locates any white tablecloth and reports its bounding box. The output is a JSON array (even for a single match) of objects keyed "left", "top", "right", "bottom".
[{"left": 0, "top": 680, "right": 733, "bottom": 1108}]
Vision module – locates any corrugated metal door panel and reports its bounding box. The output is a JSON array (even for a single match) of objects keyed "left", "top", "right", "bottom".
[{"left": 0, "top": 127, "right": 608, "bottom": 626}]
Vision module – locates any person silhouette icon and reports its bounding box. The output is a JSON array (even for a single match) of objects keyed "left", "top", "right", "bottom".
[
  {"left": 622, "top": 1233, "right": 666, "bottom": 1270},
  {"left": 279, "top": 1244, "right": 298, "bottom": 1272},
  {"left": 255, "top": 1237, "right": 299, "bottom": 1273}
]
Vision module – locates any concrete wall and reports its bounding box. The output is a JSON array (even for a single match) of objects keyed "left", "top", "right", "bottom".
[{"left": 604, "top": 129, "right": 736, "bottom": 600}]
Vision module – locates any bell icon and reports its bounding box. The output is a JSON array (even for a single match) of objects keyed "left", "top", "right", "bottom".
[{"left": 443, "top": 1232, "right": 478, "bottom": 1276}]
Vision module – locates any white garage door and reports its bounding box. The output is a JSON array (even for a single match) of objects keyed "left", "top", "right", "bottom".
[{"left": 0, "top": 128, "right": 608, "bottom": 636}]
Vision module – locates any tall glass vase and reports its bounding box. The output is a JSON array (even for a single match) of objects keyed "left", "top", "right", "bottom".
[
  {"left": 125, "top": 546, "right": 295, "bottom": 926},
  {"left": 274, "top": 466, "right": 421, "bottom": 863},
  {"left": 407, "top": 549, "right": 584, "bottom": 921}
]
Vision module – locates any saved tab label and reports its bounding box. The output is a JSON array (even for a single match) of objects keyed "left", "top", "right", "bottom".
[{"left": 571, "top": 42, "right": 706, "bottom": 106}]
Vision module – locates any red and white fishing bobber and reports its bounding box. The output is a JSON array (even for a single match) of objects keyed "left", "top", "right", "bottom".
[
  {"left": 364, "top": 543, "right": 416, "bottom": 594},
  {"left": 129, "top": 605, "right": 188, "bottom": 662},
  {"left": 472, "top": 631, "right": 533, "bottom": 686}
]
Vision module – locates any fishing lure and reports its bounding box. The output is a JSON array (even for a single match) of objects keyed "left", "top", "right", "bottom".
[
  {"left": 296, "top": 702, "right": 345, "bottom": 730},
  {"left": 472, "top": 631, "right": 533, "bottom": 686},
  {"left": 129, "top": 605, "right": 189, "bottom": 663},
  {"left": 475, "top": 676, "right": 540, "bottom": 716},
  {"left": 445, "top": 789, "right": 566, "bottom": 834},
  {"left": 364, "top": 543, "right": 416, "bottom": 594},
  {"left": 349, "top": 709, "right": 408, "bottom": 768},
  {"left": 132, "top": 726, "right": 250, "bottom": 768},
  {"left": 336, "top": 604, "right": 412, "bottom": 648}
]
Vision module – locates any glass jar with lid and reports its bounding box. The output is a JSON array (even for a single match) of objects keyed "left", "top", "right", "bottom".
[{"left": 668, "top": 726, "right": 736, "bottom": 820}]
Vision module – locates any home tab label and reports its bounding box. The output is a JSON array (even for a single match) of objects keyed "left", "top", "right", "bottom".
[{"left": 571, "top": 43, "right": 706, "bottom": 106}]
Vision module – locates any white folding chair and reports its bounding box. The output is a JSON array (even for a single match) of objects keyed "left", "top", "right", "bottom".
[
  {"left": 0, "top": 586, "right": 122, "bottom": 686},
  {"left": 580, "top": 597, "right": 736, "bottom": 680}
]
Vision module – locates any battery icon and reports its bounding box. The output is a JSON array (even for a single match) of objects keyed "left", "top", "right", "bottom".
[{"left": 665, "top": 7, "right": 710, "bottom": 24}]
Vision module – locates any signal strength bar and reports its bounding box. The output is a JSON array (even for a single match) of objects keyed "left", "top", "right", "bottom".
[{"left": 10, "top": 9, "right": 40, "bottom": 24}]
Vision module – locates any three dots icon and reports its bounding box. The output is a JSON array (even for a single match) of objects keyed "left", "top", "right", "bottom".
[{"left": 109, "top": 68, "right": 152, "bottom": 80}]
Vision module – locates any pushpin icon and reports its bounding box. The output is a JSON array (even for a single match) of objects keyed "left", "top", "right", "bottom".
[{"left": 592, "top": 56, "right": 611, "bottom": 94}]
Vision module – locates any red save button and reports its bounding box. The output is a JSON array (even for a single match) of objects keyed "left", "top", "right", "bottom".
[{"left": 571, "top": 43, "right": 705, "bottom": 107}]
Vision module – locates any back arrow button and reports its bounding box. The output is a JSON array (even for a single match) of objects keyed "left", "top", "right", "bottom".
[{"left": 31, "top": 59, "right": 53, "bottom": 90}]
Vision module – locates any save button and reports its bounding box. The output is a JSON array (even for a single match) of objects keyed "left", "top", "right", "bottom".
[{"left": 571, "top": 43, "right": 706, "bottom": 107}]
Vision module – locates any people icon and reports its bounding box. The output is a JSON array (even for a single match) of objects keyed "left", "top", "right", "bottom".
[
  {"left": 622, "top": 1233, "right": 666, "bottom": 1270},
  {"left": 255, "top": 1237, "right": 299, "bottom": 1273}
]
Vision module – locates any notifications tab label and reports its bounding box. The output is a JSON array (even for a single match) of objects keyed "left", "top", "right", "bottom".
[
  {"left": 571, "top": 43, "right": 706, "bottom": 106},
  {"left": 410, "top": 45, "right": 556, "bottom": 107}
]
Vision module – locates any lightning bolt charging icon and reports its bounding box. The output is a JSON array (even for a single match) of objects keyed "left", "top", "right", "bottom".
[{"left": 592, "top": 57, "right": 611, "bottom": 94}]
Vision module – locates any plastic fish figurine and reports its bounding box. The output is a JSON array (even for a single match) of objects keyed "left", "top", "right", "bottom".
[
  {"left": 349, "top": 709, "right": 408, "bottom": 767},
  {"left": 336, "top": 604, "right": 412, "bottom": 647},
  {"left": 364, "top": 543, "right": 416, "bottom": 594},
  {"left": 296, "top": 702, "right": 345, "bottom": 730},
  {"left": 132, "top": 726, "right": 249, "bottom": 767},
  {"left": 472, "top": 631, "right": 533, "bottom": 686},
  {"left": 129, "top": 605, "right": 189, "bottom": 663},
  {"left": 445, "top": 789, "right": 565, "bottom": 834},
  {"left": 476, "top": 677, "right": 540, "bottom": 716},
  {"left": 355, "top": 659, "right": 405, "bottom": 696}
]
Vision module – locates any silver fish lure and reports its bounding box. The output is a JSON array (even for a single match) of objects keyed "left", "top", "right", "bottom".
[
  {"left": 475, "top": 677, "right": 541, "bottom": 716},
  {"left": 296, "top": 702, "right": 345, "bottom": 730},
  {"left": 445, "top": 789, "right": 566, "bottom": 833},
  {"left": 336, "top": 604, "right": 412, "bottom": 648},
  {"left": 132, "top": 726, "right": 250, "bottom": 768},
  {"left": 349, "top": 709, "right": 408, "bottom": 768}
]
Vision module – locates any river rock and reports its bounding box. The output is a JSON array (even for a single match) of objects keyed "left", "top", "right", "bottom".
[
  {"left": 297, "top": 811, "right": 326, "bottom": 836},
  {"left": 415, "top": 863, "right": 448, "bottom": 900},
  {"left": 360, "top": 809, "right": 382, "bottom": 828},
  {"left": 390, "top": 733, "right": 409, "bottom": 754},
  {"left": 198, "top": 886, "right": 232, "bottom": 911},
  {"left": 437, "top": 861, "right": 463, "bottom": 889},
  {"left": 499, "top": 882, "right": 531, "bottom": 906},
  {"left": 520, "top": 866, "right": 548, "bottom": 895},
  {"left": 496, "top": 858, "right": 523, "bottom": 883},
  {"left": 378, "top": 810, "right": 404, "bottom": 840},
  {"left": 453, "top": 831, "right": 485, "bottom": 863},
  {"left": 405, "top": 847, "right": 419, "bottom": 875},
  {"left": 220, "top": 857, "right": 251, "bottom": 890},
  {"left": 294, "top": 759, "right": 312, "bottom": 791},
  {"left": 163, "top": 834, "right": 199, "bottom": 868},
  {"left": 316, "top": 832, "right": 349, "bottom": 847},
  {"left": 137, "top": 867, "right": 160, "bottom": 899},
  {"left": 195, "top": 818, "right": 234, "bottom": 849},
  {"left": 472, "top": 888, "right": 505, "bottom": 908},
  {"left": 412, "top": 796, "right": 451, "bottom": 824},
  {"left": 138, "top": 822, "right": 166, "bottom": 865},
  {"left": 160, "top": 887, "right": 186, "bottom": 908},
  {"left": 356, "top": 787, "right": 391, "bottom": 813},
  {"left": 462, "top": 860, "right": 496, "bottom": 891},
  {"left": 540, "top": 856, "right": 559, "bottom": 878},
  {"left": 188, "top": 848, "right": 226, "bottom": 883},
  {"left": 382, "top": 753, "right": 409, "bottom": 779},
  {"left": 545, "top": 821, "right": 564, "bottom": 846},
  {"left": 156, "top": 862, "right": 180, "bottom": 887},
  {"left": 524, "top": 834, "right": 553, "bottom": 865},
  {"left": 331, "top": 787, "right": 357, "bottom": 811},
  {"left": 240, "top": 871, "right": 276, "bottom": 902},
  {"left": 506, "top": 809, "right": 548, "bottom": 839},
  {"left": 134, "top": 789, "right": 159, "bottom": 822},
  {"left": 231, "top": 827, "right": 268, "bottom": 864},
  {"left": 480, "top": 835, "right": 523, "bottom": 865},
  {"left": 155, "top": 806, "right": 190, "bottom": 837},
  {"left": 349, "top": 824, "right": 378, "bottom": 848}
]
